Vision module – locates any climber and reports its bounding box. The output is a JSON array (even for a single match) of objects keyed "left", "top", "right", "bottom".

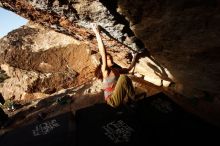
[{"left": 92, "top": 24, "right": 140, "bottom": 108}]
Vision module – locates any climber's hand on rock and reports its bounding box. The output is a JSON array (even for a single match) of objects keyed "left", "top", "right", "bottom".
[
  {"left": 91, "top": 23, "right": 101, "bottom": 33},
  {"left": 132, "top": 48, "right": 145, "bottom": 57},
  {"left": 91, "top": 23, "right": 99, "bottom": 33}
]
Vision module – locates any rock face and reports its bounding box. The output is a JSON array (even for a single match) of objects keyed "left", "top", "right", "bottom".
[
  {"left": 0, "top": 23, "right": 95, "bottom": 100},
  {"left": 0, "top": 0, "right": 220, "bottom": 100},
  {"left": 118, "top": 0, "right": 220, "bottom": 97},
  {"left": 0, "top": 63, "right": 49, "bottom": 100}
]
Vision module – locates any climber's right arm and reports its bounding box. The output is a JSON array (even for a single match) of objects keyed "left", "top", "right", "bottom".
[{"left": 92, "top": 24, "right": 108, "bottom": 77}]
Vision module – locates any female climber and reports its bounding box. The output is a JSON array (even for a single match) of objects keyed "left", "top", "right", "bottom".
[{"left": 92, "top": 24, "right": 139, "bottom": 108}]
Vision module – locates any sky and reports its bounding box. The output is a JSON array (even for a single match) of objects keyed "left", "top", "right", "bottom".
[{"left": 0, "top": 7, "right": 28, "bottom": 38}]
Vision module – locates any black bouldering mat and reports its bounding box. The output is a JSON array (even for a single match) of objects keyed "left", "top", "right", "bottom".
[
  {"left": 0, "top": 112, "right": 76, "bottom": 146},
  {"left": 75, "top": 92, "right": 219, "bottom": 146},
  {"left": 135, "top": 92, "right": 219, "bottom": 145},
  {"left": 75, "top": 103, "right": 142, "bottom": 146}
]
